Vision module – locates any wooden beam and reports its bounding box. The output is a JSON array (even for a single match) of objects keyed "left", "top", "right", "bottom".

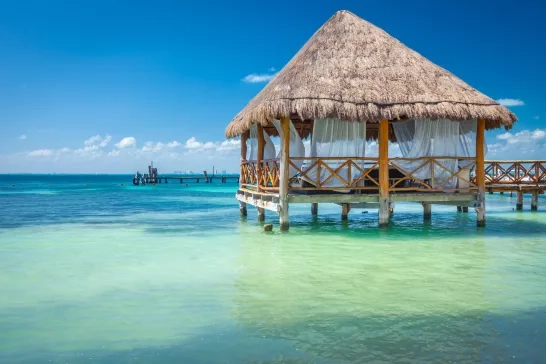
[
  {"left": 311, "top": 203, "right": 318, "bottom": 215},
  {"left": 379, "top": 119, "right": 390, "bottom": 226},
  {"left": 476, "top": 118, "right": 486, "bottom": 227},
  {"left": 279, "top": 117, "right": 290, "bottom": 230},
  {"left": 256, "top": 124, "right": 265, "bottom": 192}
]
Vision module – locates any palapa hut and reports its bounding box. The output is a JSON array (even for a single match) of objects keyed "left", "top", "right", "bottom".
[{"left": 225, "top": 10, "right": 517, "bottom": 230}]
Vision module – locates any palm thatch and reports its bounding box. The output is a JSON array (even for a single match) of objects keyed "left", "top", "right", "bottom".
[{"left": 226, "top": 10, "right": 517, "bottom": 138}]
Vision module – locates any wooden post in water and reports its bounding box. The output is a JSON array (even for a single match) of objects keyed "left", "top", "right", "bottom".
[
  {"left": 257, "top": 207, "right": 265, "bottom": 221},
  {"left": 279, "top": 117, "right": 290, "bottom": 231},
  {"left": 341, "top": 203, "right": 350, "bottom": 221},
  {"left": 423, "top": 203, "right": 432, "bottom": 220},
  {"left": 378, "top": 119, "right": 390, "bottom": 226},
  {"left": 311, "top": 203, "right": 318, "bottom": 216},
  {"left": 475, "top": 119, "right": 486, "bottom": 227},
  {"left": 516, "top": 191, "right": 524, "bottom": 210},
  {"left": 240, "top": 202, "right": 247, "bottom": 216},
  {"left": 462, "top": 206, "right": 469, "bottom": 213},
  {"left": 531, "top": 191, "right": 538, "bottom": 211}
]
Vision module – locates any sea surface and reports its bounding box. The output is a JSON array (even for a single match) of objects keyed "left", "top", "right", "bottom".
[{"left": 1, "top": 174, "right": 546, "bottom": 363}]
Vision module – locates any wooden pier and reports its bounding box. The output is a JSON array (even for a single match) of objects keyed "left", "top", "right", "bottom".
[
  {"left": 133, "top": 163, "right": 239, "bottom": 185},
  {"left": 140, "top": 174, "right": 240, "bottom": 185}
]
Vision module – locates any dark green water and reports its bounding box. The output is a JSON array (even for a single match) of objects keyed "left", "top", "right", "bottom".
[{"left": 1, "top": 175, "right": 545, "bottom": 363}]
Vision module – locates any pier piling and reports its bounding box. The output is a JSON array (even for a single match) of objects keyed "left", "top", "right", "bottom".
[
  {"left": 341, "top": 203, "right": 350, "bottom": 220},
  {"left": 423, "top": 203, "right": 432, "bottom": 220},
  {"left": 516, "top": 191, "right": 524, "bottom": 211},
  {"left": 311, "top": 203, "right": 318, "bottom": 216},
  {"left": 531, "top": 191, "right": 539, "bottom": 211}
]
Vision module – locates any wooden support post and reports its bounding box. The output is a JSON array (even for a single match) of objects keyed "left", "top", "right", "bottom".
[
  {"left": 531, "top": 191, "right": 538, "bottom": 211},
  {"left": 516, "top": 191, "right": 523, "bottom": 211},
  {"left": 378, "top": 119, "right": 390, "bottom": 226},
  {"left": 475, "top": 118, "right": 486, "bottom": 227},
  {"left": 423, "top": 203, "right": 431, "bottom": 220},
  {"left": 462, "top": 206, "right": 469, "bottom": 213},
  {"left": 457, "top": 206, "right": 462, "bottom": 212},
  {"left": 240, "top": 131, "right": 248, "bottom": 187},
  {"left": 256, "top": 124, "right": 265, "bottom": 191},
  {"left": 240, "top": 202, "right": 247, "bottom": 216},
  {"left": 279, "top": 117, "right": 290, "bottom": 231},
  {"left": 341, "top": 203, "right": 350, "bottom": 221},
  {"left": 257, "top": 207, "right": 265, "bottom": 221},
  {"left": 311, "top": 203, "right": 318, "bottom": 216}
]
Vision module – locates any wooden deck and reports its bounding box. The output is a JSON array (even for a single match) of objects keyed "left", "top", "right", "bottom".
[{"left": 237, "top": 159, "right": 546, "bottom": 224}]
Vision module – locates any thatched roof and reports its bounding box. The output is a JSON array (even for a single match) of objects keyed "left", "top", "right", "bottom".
[{"left": 226, "top": 10, "right": 517, "bottom": 138}]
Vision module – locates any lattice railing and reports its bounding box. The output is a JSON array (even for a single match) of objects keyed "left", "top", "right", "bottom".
[
  {"left": 481, "top": 160, "right": 546, "bottom": 185},
  {"left": 389, "top": 157, "right": 477, "bottom": 192},
  {"left": 289, "top": 157, "right": 380, "bottom": 191},
  {"left": 241, "top": 157, "right": 491, "bottom": 193},
  {"left": 240, "top": 160, "right": 258, "bottom": 189}
]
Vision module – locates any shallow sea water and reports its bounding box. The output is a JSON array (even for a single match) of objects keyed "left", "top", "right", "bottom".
[{"left": 1, "top": 175, "right": 545, "bottom": 363}]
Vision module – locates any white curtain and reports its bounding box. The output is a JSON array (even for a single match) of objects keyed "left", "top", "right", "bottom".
[
  {"left": 272, "top": 119, "right": 306, "bottom": 177},
  {"left": 391, "top": 119, "right": 486, "bottom": 188},
  {"left": 302, "top": 119, "right": 367, "bottom": 190},
  {"left": 247, "top": 123, "right": 276, "bottom": 161}
]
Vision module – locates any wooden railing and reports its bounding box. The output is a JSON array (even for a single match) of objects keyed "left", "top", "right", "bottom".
[
  {"left": 241, "top": 157, "right": 483, "bottom": 193},
  {"left": 241, "top": 159, "right": 546, "bottom": 193},
  {"left": 481, "top": 160, "right": 546, "bottom": 185},
  {"left": 290, "top": 157, "right": 380, "bottom": 191},
  {"left": 389, "top": 157, "right": 477, "bottom": 192}
]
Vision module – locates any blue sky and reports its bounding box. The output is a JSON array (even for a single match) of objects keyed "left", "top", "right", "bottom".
[{"left": 1, "top": 0, "right": 545, "bottom": 173}]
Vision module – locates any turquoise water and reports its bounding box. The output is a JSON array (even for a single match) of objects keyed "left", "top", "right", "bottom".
[{"left": 1, "top": 175, "right": 546, "bottom": 363}]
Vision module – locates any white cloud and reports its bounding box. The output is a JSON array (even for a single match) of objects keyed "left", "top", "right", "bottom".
[
  {"left": 84, "top": 134, "right": 112, "bottom": 148},
  {"left": 216, "top": 139, "right": 240, "bottom": 152},
  {"left": 115, "top": 137, "right": 136, "bottom": 149},
  {"left": 496, "top": 98, "right": 525, "bottom": 107},
  {"left": 534, "top": 116, "right": 540, "bottom": 120},
  {"left": 107, "top": 149, "right": 120, "bottom": 157},
  {"left": 496, "top": 132, "right": 512, "bottom": 141},
  {"left": 532, "top": 130, "right": 546, "bottom": 140},
  {"left": 488, "top": 128, "right": 546, "bottom": 159},
  {"left": 184, "top": 137, "right": 216, "bottom": 150},
  {"left": 166, "top": 141, "right": 181, "bottom": 148},
  {"left": 268, "top": 67, "right": 276, "bottom": 72},
  {"left": 18, "top": 134, "right": 27, "bottom": 140},
  {"left": 28, "top": 149, "right": 53, "bottom": 157},
  {"left": 99, "top": 135, "right": 112, "bottom": 147},
  {"left": 242, "top": 73, "right": 276, "bottom": 83},
  {"left": 84, "top": 135, "right": 102, "bottom": 146}
]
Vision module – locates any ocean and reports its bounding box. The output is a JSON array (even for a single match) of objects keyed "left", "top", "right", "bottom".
[{"left": 1, "top": 174, "right": 545, "bottom": 363}]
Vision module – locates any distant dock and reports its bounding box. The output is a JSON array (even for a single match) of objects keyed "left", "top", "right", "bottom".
[{"left": 132, "top": 162, "right": 239, "bottom": 185}]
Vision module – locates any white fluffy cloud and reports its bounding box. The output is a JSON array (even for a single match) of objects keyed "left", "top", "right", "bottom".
[
  {"left": 28, "top": 149, "right": 53, "bottom": 157},
  {"left": 489, "top": 128, "right": 546, "bottom": 158},
  {"left": 12, "top": 135, "right": 242, "bottom": 173},
  {"left": 115, "top": 137, "right": 136, "bottom": 149},
  {"left": 18, "top": 134, "right": 27, "bottom": 140},
  {"left": 496, "top": 98, "right": 525, "bottom": 107},
  {"left": 242, "top": 72, "right": 277, "bottom": 83}
]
